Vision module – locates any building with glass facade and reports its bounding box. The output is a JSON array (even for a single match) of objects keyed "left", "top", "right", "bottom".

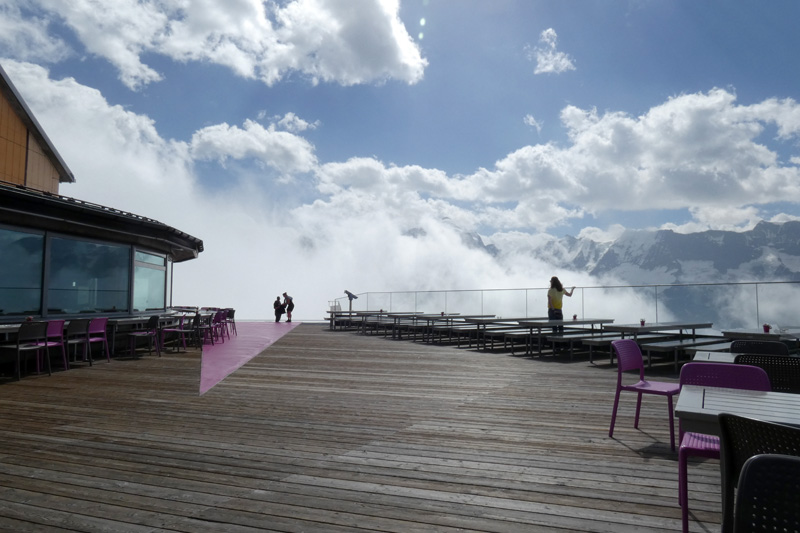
[{"left": 0, "top": 63, "right": 202, "bottom": 322}]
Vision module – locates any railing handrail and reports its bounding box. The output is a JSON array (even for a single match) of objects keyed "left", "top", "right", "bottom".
[{"left": 329, "top": 281, "right": 800, "bottom": 331}]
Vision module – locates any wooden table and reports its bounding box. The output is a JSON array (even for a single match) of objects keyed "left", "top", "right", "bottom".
[
  {"left": 517, "top": 318, "right": 615, "bottom": 356},
  {"left": 675, "top": 385, "right": 800, "bottom": 437}
]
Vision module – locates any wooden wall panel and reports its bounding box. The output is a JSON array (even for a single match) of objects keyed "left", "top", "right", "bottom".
[
  {"left": 26, "top": 133, "right": 59, "bottom": 193},
  {"left": 0, "top": 91, "right": 28, "bottom": 185}
]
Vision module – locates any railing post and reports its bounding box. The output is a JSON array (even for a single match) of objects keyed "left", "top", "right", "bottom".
[
  {"left": 755, "top": 283, "right": 760, "bottom": 327},
  {"left": 655, "top": 286, "right": 659, "bottom": 323}
]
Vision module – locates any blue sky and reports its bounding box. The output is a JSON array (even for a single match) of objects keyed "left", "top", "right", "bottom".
[{"left": 2, "top": 0, "right": 800, "bottom": 318}]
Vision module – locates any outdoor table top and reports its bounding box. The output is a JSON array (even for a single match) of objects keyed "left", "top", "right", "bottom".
[
  {"left": 605, "top": 320, "right": 714, "bottom": 332},
  {"left": 517, "top": 318, "right": 615, "bottom": 328},
  {"left": 692, "top": 351, "right": 737, "bottom": 363},
  {"left": 424, "top": 314, "right": 496, "bottom": 323},
  {"left": 721, "top": 328, "right": 798, "bottom": 341},
  {"left": 676, "top": 384, "right": 800, "bottom": 437},
  {"left": 461, "top": 316, "right": 543, "bottom": 325},
  {"left": 603, "top": 321, "right": 713, "bottom": 336}
]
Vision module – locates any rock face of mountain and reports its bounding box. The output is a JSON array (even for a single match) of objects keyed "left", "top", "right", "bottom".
[{"left": 553, "top": 220, "right": 800, "bottom": 284}]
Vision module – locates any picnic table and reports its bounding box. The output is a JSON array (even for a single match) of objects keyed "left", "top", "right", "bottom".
[
  {"left": 516, "top": 318, "right": 615, "bottom": 356},
  {"left": 460, "top": 317, "right": 545, "bottom": 350},
  {"left": 423, "top": 315, "right": 496, "bottom": 345},
  {"left": 604, "top": 321, "right": 716, "bottom": 370},
  {"left": 603, "top": 321, "right": 713, "bottom": 339}
]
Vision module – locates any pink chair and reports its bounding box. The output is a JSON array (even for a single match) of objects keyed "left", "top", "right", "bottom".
[
  {"left": 677, "top": 362, "right": 771, "bottom": 533},
  {"left": 608, "top": 339, "right": 680, "bottom": 451},
  {"left": 37, "top": 319, "right": 68, "bottom": 371},
  {"left": 86, "top": 317, "right": 111, "bottom": 363}
]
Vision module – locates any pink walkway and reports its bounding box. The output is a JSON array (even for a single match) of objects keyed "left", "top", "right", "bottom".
[{"left": 199, "top": 321, "right": 299, "bottom": 395}]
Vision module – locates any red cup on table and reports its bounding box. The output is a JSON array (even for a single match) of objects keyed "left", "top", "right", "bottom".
[
  {"left": 640, "top": 319, "right": 645, "bottom": 326},
  {"left": 763, "top": 324, "right": 771, "bottom": 333}
]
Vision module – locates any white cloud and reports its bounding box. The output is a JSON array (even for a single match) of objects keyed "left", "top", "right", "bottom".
[
  {"left": 17, "top": 0, "right": 427, "bottom": 90},
  {"left": 528, "top": 28, "right": 575, "bottom": 75},
  {"left": 660, "top": 206, "right": 763, "bottom": 234},
  {"left": 190, "top": 119, "right": 317, "bottom": 176},
  {"left": 275, "top": 112, "right": 319, "bottom": 133},
  {"left": 0, "top": 1, "right": 71, "bottom": 62},
  {"left": 578, "top": 224, "right": 627, "bottom": 243},
  {"left": 523, "top": 114, "right": 543, "bottom": 134},
  {"left": 5, "top": 61, "right": 800, "bottom": 319}
]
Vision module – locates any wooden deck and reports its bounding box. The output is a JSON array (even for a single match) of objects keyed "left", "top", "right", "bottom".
[{"left": 0, "top": 323, "right": 721, "bottom": 532}]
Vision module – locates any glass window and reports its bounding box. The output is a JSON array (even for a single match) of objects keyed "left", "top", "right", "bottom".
[
  {"left": 133, "top": 265, "right": 166, "bottom": 311},
  {"left": 133, "top": 250, "right": 167, "bottom": 311},
  {"left": 0, "top": 227, "right": 44, "bottom": 315},
  {"left": 135, "top": 251, "right": 166, "bottom": 267},
  {"left": 47, "top": 237, "right": 130, "bottom": 314}
]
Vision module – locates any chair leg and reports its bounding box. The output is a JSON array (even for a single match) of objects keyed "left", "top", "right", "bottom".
[
  {"left": 44, "top": 348, "right": 52, "bottom": 376},
  {"left": 61, "top": 345, "right": 69, "bottom": 370},
  {"left": 634, "top": 392, "right": 643, "bottom": 429},
  {"left": 667, "top": 396, "right": 676, "bottom": 451},
  {"left": 679, "top": 446, "right": 689, "bottom": 533},
  {"left": 609, "top": 388, "right": 621, "bottom": 437}
]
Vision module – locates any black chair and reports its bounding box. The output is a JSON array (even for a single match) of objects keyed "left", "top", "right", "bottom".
[
  {"left": 194, "top": 312, "right": 215, "bottom": 346},
  {"left": 718, "top": 414, "right": 800, "bottom": 533},
  {"left": 730, "top": 339, "right": 789, "bottom": 355},
  {"left": 64, "top": 318, "right": 91, "bottom": 365},
  {"left": 733, "top": 354, "right": 800, "bottom": 394},
  {"left": 733, "top": 454, "right": 800, "bottom": 533},
  {"left": 128, "top": 316, "right": 161, "bottom": 357},
  {"left": 225, "top": 308, "right": 237, "bottom": 336},
  {"left": 161, "top": 314, "right": 191, "bottom": 352},
  {"left": 0, "top": 321, "right": 49, "bottom": 380}
]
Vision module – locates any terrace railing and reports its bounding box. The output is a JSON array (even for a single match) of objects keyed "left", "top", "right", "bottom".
[{"left": 330, "top": 281, "right": 800, "bottom": 332}]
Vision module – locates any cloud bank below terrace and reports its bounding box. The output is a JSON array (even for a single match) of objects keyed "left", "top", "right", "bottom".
[{"left": 5, "top": 59, "right": 800, "bottom": 319}]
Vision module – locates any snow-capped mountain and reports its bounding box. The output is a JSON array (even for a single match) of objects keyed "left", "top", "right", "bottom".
[{"left": 543, "top": 220, "right": 800, "bottom": 284}]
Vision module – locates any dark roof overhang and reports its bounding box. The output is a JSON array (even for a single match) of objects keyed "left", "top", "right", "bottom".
[{"left": 0, "top": 182, "right": 203, "bottom": 262}]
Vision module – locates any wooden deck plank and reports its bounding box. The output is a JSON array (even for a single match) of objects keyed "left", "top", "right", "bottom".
[{"left": 0, "top": 323, "right": 720, "bottom": 532}]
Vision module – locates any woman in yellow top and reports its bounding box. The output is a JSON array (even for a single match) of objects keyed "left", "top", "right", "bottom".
[{"left": 547, "top": 276, "right": 575, "bottom": 332}]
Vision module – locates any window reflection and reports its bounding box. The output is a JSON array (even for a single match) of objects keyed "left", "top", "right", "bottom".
[
  {"left": 0, "top": 227, "right": 44, "bottom": 315},
  {"left": 133, "top": 251, "right": 166, "bottom": 311},
  {"left": 133, "top": 265, "right": 166, "bottom": 311},
  {"left": 48, "top": 237, "right": 130, "bottom": 313}
]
